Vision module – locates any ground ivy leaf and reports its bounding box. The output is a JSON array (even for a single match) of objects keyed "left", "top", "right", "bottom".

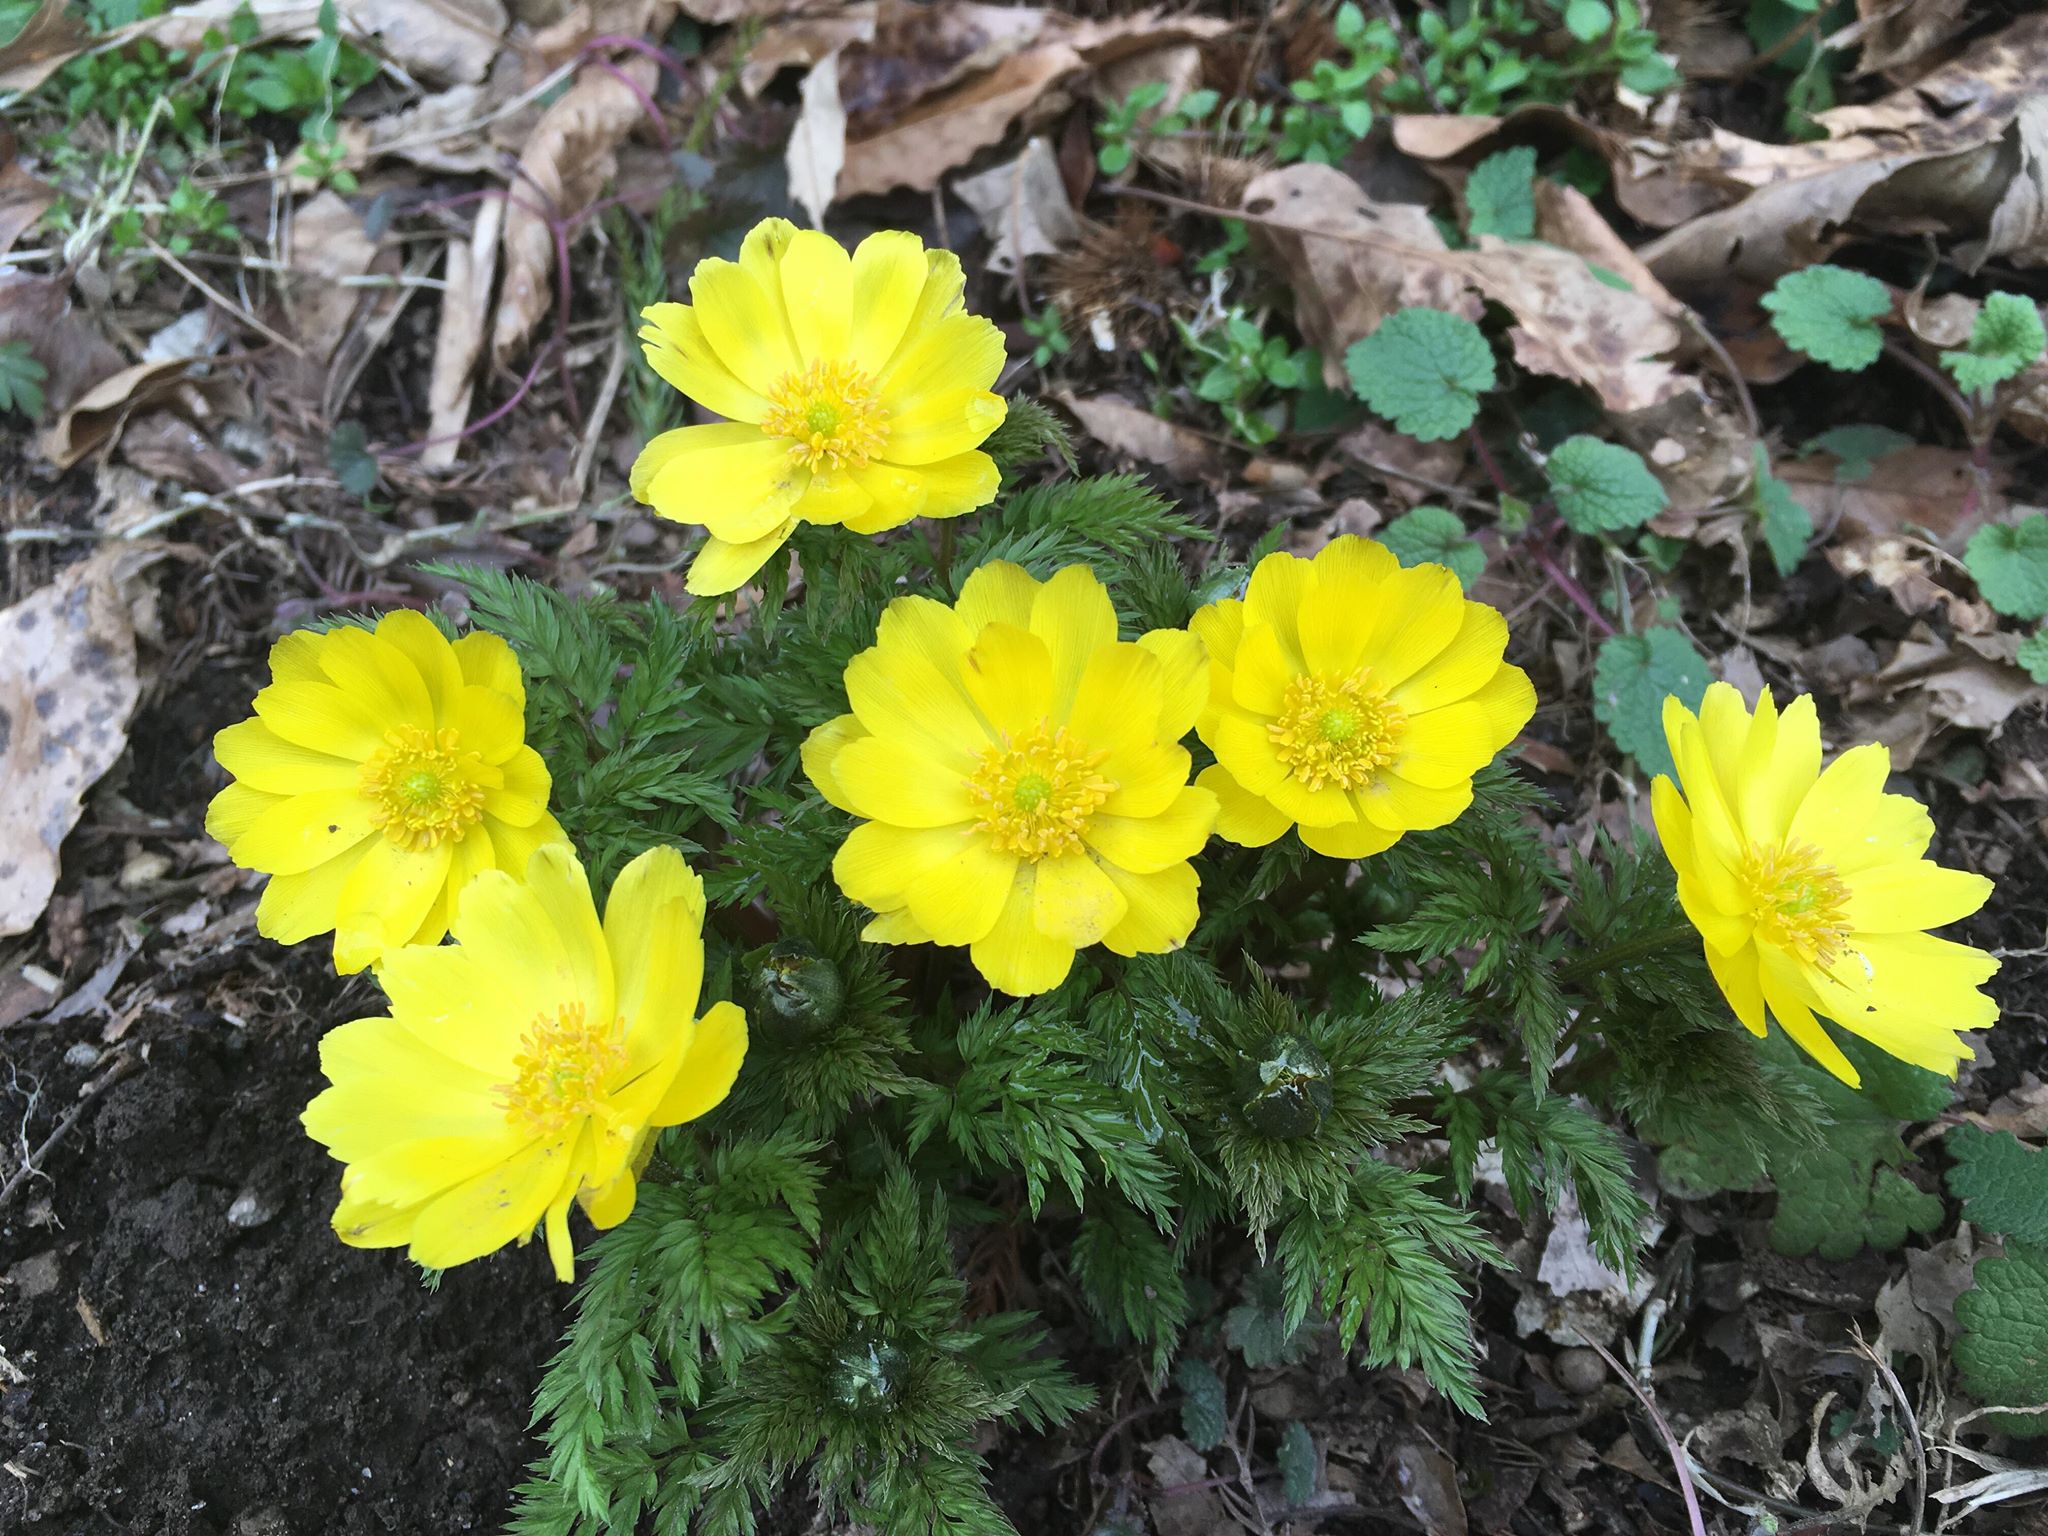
[
  {"left": 1964, "top": 512, "right": 2048, "bottom": 621},
  {"left": 2019, "top": 627, "right": 2048, "bottom": 684},
  {"left": 1464, "top": 146, "right": 1537, "bottom": 241},
  {"left": 1279, "top": 1422, "right": 1318, "bottom": 1506},
  {"left": 1955, "top": 1240, "right": 2048, "bottom": 1435},
  {"left": 1803, "top": 423, "right": 1914, "bottom": 482},
  {"left": 0, "top": 339, "right": 46, "bottom": 420},
  {"left": 1563, "top": 0, "right": 1613, "bottom": 42},
  {"left": 1947, "top": 1126, "right": 2048, "bottom": 1244},
  {"left": 1592, "top": 626, "right": 1711, "bottom": 779},
  {"left": 1762, "top": 264, "right": 1892, "bottom": 371},
  {"left": 1752, "top": 447, "right": 1812, "bottom": 578},
  {"left": 1173, "top": 1356, "right": 1227, "bottom": 1451},
  {"left": 1658, "top": 1136, "right": 1766, "bottom": 1199},
  {"left": 329, "top": 421, "right": 381, "bottom": 498},
  {"left": 1344, "top": 307, "right": 1495, "bottom": 442},
  {"left": 1943, "top": 292, "right": 2047, "bottom": 395},
  {"left": 1380, "top": 506, "right": 1485, "bottom": 589},
  {"left": 1548, "top": 436, "right": 1668, "bottom": 534}
]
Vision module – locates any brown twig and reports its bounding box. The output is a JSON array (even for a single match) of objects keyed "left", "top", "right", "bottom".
[{"left": 0, "top": 1058, "right": 140, "bottom": 1214}]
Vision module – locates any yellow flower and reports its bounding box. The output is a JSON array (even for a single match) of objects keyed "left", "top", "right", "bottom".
[
  {"left": 803, "top": 562, "right": 1218, "bottom": 997},
  {"left": 1652, "top": 682, "right": 1998, "bottom": 1085},
  {"left": 1190, "top": 537, "right": 1535, "bottom": 858},
  {"left": 302, "top": 843, "right": 748, "bottom": 1280},
  {"left": 631, "top": 218, "right": 1008, "bottom": 596},
  {"left": 205, "top": 612, "right": 565, "bottom": 974}
]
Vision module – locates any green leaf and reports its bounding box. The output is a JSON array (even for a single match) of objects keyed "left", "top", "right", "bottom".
[
  {"left": 1547, "top": 436, "right": 1668, "bottom": 534},
  {"left": 1379, "top": 506, "right": 1485, "bottom": 589},
  {"left": 1591, "top": 627, "right": 1711, "bottom": 779},
  {"left": 1658, "top": 1136, "right": 1766, "bottom": 1199},
  {"left": 1173, "top": 1357, "right": 1228, "bottom": 1451},
  {"left": 0, "top": 340, "right": 46, "bottom": 420},
  {"left": 1942, "top": 292, "right": 2047, "bottom": 395},
  {"left": 1964, "top": 513, "right": 2048, "bottom": 621},
  {"left": 1947, "top": 1127, "right": 2048, "bottom": 1244},
  {"left": 1752, "top": 448, "right": 1812, "bottom": 578},
  {"left": 1464, "top": 146, "right": 1537, "bottom": 241},
  {"left": 1344, "top": 307, "right": 1496, "bottom": 442},
  {"left": 1761, "top": 264, "right": 1892, "bottom": 371},
  {"left": 1804, "top": 423, "right": 1914, "bottom": 482},
  {"left": 2019, "top": 627, "right": 2048, "bottom": 685},
  {"left": 1955, "top": 1241, "right": 2048, "bottom": 1434},
  {"left": 328, "top": 421, "right": 380, "bottom": 497},
  {"left": 1278, "top": 1422, "right": 1318, "bottom": 1506},
  {"left": 1564, "top": 0, "right": 1613, "bottom": 41}
]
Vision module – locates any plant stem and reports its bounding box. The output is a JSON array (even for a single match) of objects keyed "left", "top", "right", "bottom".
[
  {"left": 1559, "top": 922, "right": 1696, "bottom": 983},
  {"left": 1528, "top": 535, "right": 1616, "bottom": 637}
]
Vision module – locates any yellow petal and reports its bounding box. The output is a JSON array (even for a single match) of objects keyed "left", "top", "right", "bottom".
[
  {"left": 255, "top": 841, "right": 372, "bottom": 946},
  {"left": 832, "top": 735, "right": 979, "bottom": 826},
  {"left": 405, "top": 1134, "right": 572, "bottom": 1274},
  {"left": 1265, "top": 770, "right": 1354, "bottom": 828},
  {"left": 1085, "top": 785, "right": 1217, "bottom": 873},
  {"left": 1209, "top": 706, "right": 1288, "bottom": 795},
  {"left": 777, "top": 228, "right": 853, "bottom": 365},
  {"left": 1392, "top": 701, "right": 1498, "bottom": 789},
  {"left": 449, "top": 683, "right": 523, "bottom": 764},
  {"left": 215, "top": 717, "right": 361, "bottom": 795},
  {"left": 863, "top": 907, "right": 932, "bottom": 944},
  {"left": 1099, "top": 859, "right": 1200, "bottom": 957},
  {"left": 518, "top": 842, "right": 613, "bottom": 1016},
  {"left": 639, "top": 301, "right": 770, "bottom": 422},
  {"left": 790, "top": 466, "right": 874, "bottom": 530},
  {"left": 449, "top": 857, "right": 605, "bottom": 1025},
  {"left": 1031, "top": 849, "right": 1127, "bottom": 946},
  {"left": 1390, "top": 601, "right": 1509, "bottom": 714},
  {"left": 604, "top": 845, "right": 707, "bottom": 1042},
  {"left": 847, "top": 597, "right": 989, "bottom": 768},
  {"left": 487, "top": 746, "right": 551, "bottom": 824},
  {"left": 689, "top": 245, "right": 800, "bottom": 396},
  {"left": 1704, "top": 941, "right": 1768, "bottom": 1036},
  {"left": 453, "top": 631, "right": 523, "bottom": 703},
  {"left": 1739, "top": 692, "right": 1820, "bottom": 845},
  {"left": 476, "top": 810, "right": 569, "bottom": 887},
  {"left": 1650, "top": 774, "right": 1694, "bottom": 876},
  {"left": 969, "top": 869, "right": 1074, "bottom": 996},
  {"left": 1311, "top": 534, "right": 1401, "bottom": 599},
  {"left": 834, "top": 821, "right": 976, "bottom": 912},
  {"left": 905, "top": 836, "right": 1017, "bottom": 945},
  {"left": 580, "top": 1165, "right": 638, "bottom": 1230},
  {"left": 1066, "top": 643, "right": 1165, "bottom": 755},
  {"left": 1356, "top": 771, "right": 1472, "bottom": 832},
  {"left": 1300, "top": 814, "right": 1402, "bottom": 859},
  {"left": 1758, "top": 948, "right": 1860, "bottom": 1086},
  {"left": 651, "top": 999, "right": 748, "bottom": 1125},
  {"left": 877, "top": 312, "right": 1007, "bottom": 454},
  {"left": 206, "top": 780, "right": 279, "bottom": 845},
  {"left": 956, "top": 560, "right": 1039, "bottom": 634},
  {"left": 1139, "top": 628, "right": 1208, "bottom": 743},
  {"left": 313, "top": 626, "right": 435, "bottom": 733},
  {"left": 1357, "top": 563, "right": 1464, "bottom": 690},
  {"left": 1198, "top": 762, "right": 1290, "bottom": 848},
  {"left": 1243, "top": 550, "right": 1312, "bottom": 664},
  {"left": 266, "top": 628, "right": 330, "bottom": 685},
  {"left": 637, "top": 422, "right": 806, "bottom": 544},
  {"left": 1231, "top": 622, "right": 1297, "bottom": 716},
  {"left": 853, "top": 449, "right": 998, "bottom": 530},
  {"left": 848, "top": 229, "right": 931, "bottom": 374},
  {"left": 960, "top": 621, "right": 1053, "bottom": 740},
  {"left": 375, "top": 610, "right": 466, "bottom": 724},
  {"left": 802, "top": 712, "right": 868, "bottom": 813},
  {"left": 1189, "top": 596, "right": 1246, "bottom": 672},
  {"left": 1031, "top": 565, "right": 1119, "bottom": 720},
  {"left": 253, "top": 679, "right": 387, "bottom": 759},
  {"left": 1787, "top": 743, "right": 1932, "bottom": 873},
  {"left": 1101, "top": 742, "right": 1193, "bottom": 818},
  {"left": 233, "top": 788, "right": 378, "bottom": 875},
  {"left": 1296, "top": 574, "right": 1370, "bottom": 677},
  {"left": 1676, "top": 872, "right": 1753, "bottom": 955},
  {"left": 333, "top": 837, "right": 454, "bottom": 974},
  {"left": 686, "top": 518, "right": 799, "bottom": 596},
  {"left": 1841, "top": 862, "right": 1994, "bottom": 934}
]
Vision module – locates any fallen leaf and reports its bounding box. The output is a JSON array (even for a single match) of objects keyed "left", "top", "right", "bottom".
[
  {"left": 1057, "top": 390, "right": 1219, "bottom": 479},
  {"left": 283, "top": 190, "right": 381, "bottom": 363},
  {"left": 841, "top": 40, "right": 1081, "bottom": 199},
  {"left": 1876, "top": 624, "right": 2047, "bottom": 732},
  {"left": 1966, "top": 94, "right": 2048, "bottom": 272},
  {"left": 740, "top": 6, "right": 880, "bottom": 95},
  {"left": 492, "top": 55, "right": 658, "bottom": 364},
  {"left": 0, "top": 548, "right": 159, "bottom": 938},
  {"left": 338, "top": 77, "right": 533, "bottom": 174},
  {"left": 0, "top": 0, "right": 89, "bottom": 94},
  {"left": 0, "top": 130, "right": 55, "bottom": 258},
  {"left": 1390, "top": 1440, "right": 1468, "bottom": 1536},
  {"left": 0, "top": 275, "right": 125, "bottom": 418},
  {"left": 107, "top": 0, "right": 508, "bottom": 85},
  {"left": 423, "top": 194, "right": 505, "bottom": 470},
  {"left": 1782, "top": 445, "right": 1991, "bottom": 542},
  {"left": 785, "top": 52, "right": 848, "bottom": 229},
  {"left": 36, "top": 359, "right": 204, "bottom": 470},
  {"left": 1853, "top": 0, "right": 1972, "bottom": 79},
  {"left": 953, "top": 136, "right": 1082, "bottom": 274}
]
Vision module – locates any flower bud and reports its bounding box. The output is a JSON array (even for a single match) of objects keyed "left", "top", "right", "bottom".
[
  {"left": 1235, "top": 1035, "right": 1333, "bottom": 1140},
  {"left": 828, "top": 1335, "right": 908, "bottom": 1413},
  {"left": 745, "top": 938, "right": 846, "bottom": 1042}
]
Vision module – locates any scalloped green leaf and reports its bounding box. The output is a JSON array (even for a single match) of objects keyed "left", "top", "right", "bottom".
[
  {"left": 1762, "top": 264, "right": 1892, "bottom": 371},
  {"left": 1592, "top": 627, "right": 1710, "bottom": 779},
  {"left": 1344, "top": 308, "right": 1496, "bottom": 442},
  {"left": 1547, "top": 436, "right": 1668, "bottom": 534}
]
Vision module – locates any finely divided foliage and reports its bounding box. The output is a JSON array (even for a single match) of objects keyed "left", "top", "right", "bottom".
[{"left": 206, "top": 219, "right": 2009, "bottom": 1533}]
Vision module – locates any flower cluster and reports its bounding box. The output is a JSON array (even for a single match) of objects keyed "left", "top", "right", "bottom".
[{"left": 210, "top": 218, "right": 2002, "bottom": 1297}]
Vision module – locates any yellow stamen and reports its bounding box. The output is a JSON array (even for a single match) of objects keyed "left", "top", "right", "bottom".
[
  {"left": 1269, "top": 672, "right": 1405, "bottom": 791},
  {"left": 358, "top": 725, "right": 487, "bottom": 851},
  {"left": 1740, "top": 841, "right": 1851, "bottom": 964},
  {"left": 966, "top": 723, "right": 1115, "bottom": 861},
  {"left": 496, "top": 1002, "right": 627, "bottom": 1138},
  {"left": 760, "top": 359, "right": 888, "bottom": 471}
]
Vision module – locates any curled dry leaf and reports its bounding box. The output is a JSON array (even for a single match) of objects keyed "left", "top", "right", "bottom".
[
  {"left": 0, "top": 275, "right": 124, "bottom": 420},
  {"left": 424, "top": 194, "right": 505, "bottom": 470},
  {"left": 1640, "top": 15, "right": 2048, "bottom": 286},
  {"left": 0, "top": 547, "right": 159, "bottom": 938},
  {"left": 1853, "top": 0, "right": 1972, "bottom": 80},
  {"left": 103, "top": 0, "right": 508, "bottom": 85},
  {"left": 492, "top": 55, "right": 658, "bottom": 364},
  {"left": 0, "top": 0, "right": 88, "bottom": 93},
  {"left": 786, "top": 52, "right": 848, "bottom": 230},
  {"left": 0, "top": 130, "right": 55, "bottom": 258},
  {"left": 953, "top": 136, "right": 1082, "bottom": 274},
  {"left": 840, "top": 40, "right": 1082, "bottom": 199},
  {"left": 1784, "top": 444, "right": 1993, "bottom": 543},
  {"left": 283, "top": 190, "right": 381, "bottom": 364},
  {"left": 1056, "top": 390, "right": 1219, "bottom": 480},
  {"left": 337, "top": 77, "right": 534, "bottom": 175}
]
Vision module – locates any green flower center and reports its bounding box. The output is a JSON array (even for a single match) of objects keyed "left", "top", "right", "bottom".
[
  {"left": 358, "top": 725, "right": 487, "bottom": 851},
  {"left": 1270, "top": 672, "right": 1405, "bottom": 791},
  {"left": 761, "top": 359, "right": 889, "bottom": 472},
  {"left": 966, "top": 724, "right": 1115, "bottom": 861}
]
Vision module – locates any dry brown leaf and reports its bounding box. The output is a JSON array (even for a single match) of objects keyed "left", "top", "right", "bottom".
[
  {"left": 283, "top": 190, "right": 380, "bottom": 363},
  {"left": 533, "top": 0, "right": 679, "bottom": 62},
  {"left": 1640, "top": 16, "right": 2048, "bottom": 286},
  {"left": 0, "top": 130, "right": 54, "bottom": 257},
  {"left": 786, "top": 52, "right": 848, "bottom": 228},
  {"left": 678, "top": 0, "right": 814, "bottom": 19},
  {"left": 0, "top": 0, "right": 88, "bottom": 93},
  {"left": 1853, "top": 0, "right": 1971, "bottom": 78},
  {"left": 492, "top": 55, "right": 657, "bottom": 364},
  {"left": 1877, "top": 626, "right": 2047, "bottom": 733},
  {"left": 741, "top": 6, "right": 879, "bottom": 94},
  {"left": 36, "top": 359, "right": 208, "bottom": 470},
  {"left": 1057, "top": 390, "right": 1219, "bottom": 479},
  {"left": 107, "top": 0, "right": 507, "bottom": 84},
  {"left": 840, "top": 41, "right": 1081, "bottom": 199},
  {"left": 337, "top": 77, "right": 532, "bottom": 174},
  {"left": 953, "top": 136, "right": 1081, "bottom": 274},
  {"left": 0, "top": 276, "right": 124, "bottom": 420},
  {"left": 0, "top": 547, "right": 159, "bottom": 938},
  {"left": 424, "top": 194, "right": 505, "bottom": 470},
  {"left": 1781, "top": 445, "right": 1991, "bottom": 542}
]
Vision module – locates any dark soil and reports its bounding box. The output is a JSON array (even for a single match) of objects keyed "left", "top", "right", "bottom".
[{"left": 0, "top": 641, "right": 565, "bottom": 1536}]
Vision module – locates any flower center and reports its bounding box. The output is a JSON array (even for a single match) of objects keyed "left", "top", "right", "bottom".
[
  {"left": 1270, "top": 672, "right": 1404, "bottom": 791},
  {"left": 966, "top": 723, "right": 1115, "bottom": 861},
  {"left": 496, "top": 1002, "right": 628, "bottom": 1138},
  {"left": 761, "top": 359, "right": 888, "bottom": 472},
  {"left": 358, "top": 725, "right": 487, "bottom": 851},
  {"left": 1740, "top": 840, "right": 1851, "bottom": 964}
]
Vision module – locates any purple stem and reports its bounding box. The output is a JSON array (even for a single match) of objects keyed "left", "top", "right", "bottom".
[
  {"left": 382, "top": 346, "right": 553, "bottom": 458},
  {"left": 582, "top": 33, "right": 697, "bottom": 83},
  {"left": 1581, "top": 1337, "right": 1708, "bottom": 1536},
  {"left": 1530, "top": 534, "right": 1616, "bottom": 637},
  {"left": 585, "top": 56, "right": 671, "bottom": 151}
]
